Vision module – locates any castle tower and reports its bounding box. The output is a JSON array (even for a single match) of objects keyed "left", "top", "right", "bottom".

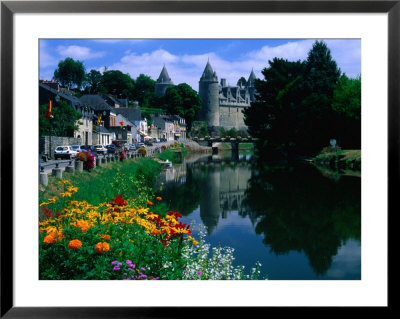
[
  {"left": 247, "top": 69, "right": 257, "bottom": 102},
  {"left": 198, "top": 61, "right": 220, "bottom": 129},
  {"left": 154, "top": 65, "right": 174, "bottom": 96}
]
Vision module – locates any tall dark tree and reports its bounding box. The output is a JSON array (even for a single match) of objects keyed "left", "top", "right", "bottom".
[
  {"left": 164, "top": 83, "right": 201, "bottom": 130},
  {"left": 86, "top": 69, "right": 102, "bottom": 94},
  {"left": 132, "top": 74, "right": 156, "bottom": 107},
  {"left": 100, "top": 70, "right": 135, "bottom": 99},
  {"left": 243, "top": 58, "right": 306, "bottom": 158},
  {"left": 244, "top": 40, "right": 346, "bottom": 158},
  {"left": 53, "top": 57, "right": 86, "bottom": 89},
  {"left": 300, "top": 41, "right": 342, "bottom": 150}
]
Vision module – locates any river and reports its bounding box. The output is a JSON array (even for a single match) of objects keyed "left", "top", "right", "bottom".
[{"left": 155, "top": 151, "right": 361, "bottom": 280}]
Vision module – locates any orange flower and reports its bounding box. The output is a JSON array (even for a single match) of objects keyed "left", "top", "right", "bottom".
[
  {"left": 151, "top": 229, "right": 161, "bottom": 236},
  {"left": 99, "top": 234, "right": 111, "bottom": 241},
  {"left": 95, "top": 242, "right": 110, "bottom": 254},
  {"left": 147, "top": 201, "right": 153, "bottom": 206},
  {"left": 68, "top": 239, "right": 82, "bottom": 250},
  {"left": 43, "top": 233, "right": 57, "bottom": 244},
  {"left": 73, "top": 220, "right": 91, "bottom": 232},
  {"left": 156, "top": 196, "right": 162, "bottom": 201}
]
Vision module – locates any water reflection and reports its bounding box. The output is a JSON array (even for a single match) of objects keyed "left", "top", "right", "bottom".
[{"left": 156, "top": 152, "right": 361, "bottom": 279}]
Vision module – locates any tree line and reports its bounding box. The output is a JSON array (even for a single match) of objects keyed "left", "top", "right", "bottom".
[
  {"left": 51, "top": 58, "right": 201, "bottom": 129},
  {"left": 243, "top": 41, "right": 361, "bottom": 159}
]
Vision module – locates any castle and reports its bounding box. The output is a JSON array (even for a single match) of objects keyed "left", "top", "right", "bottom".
[{"left": 155, "top": 61, "right": 257, "bottom": 132}]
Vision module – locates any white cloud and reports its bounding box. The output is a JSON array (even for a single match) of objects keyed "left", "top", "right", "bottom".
[
  {"left": 56, "top": 45, "right": 106, "bottom": 60},
  {"left": 85, "top": 39, "right": 361, "bottom": 91}
]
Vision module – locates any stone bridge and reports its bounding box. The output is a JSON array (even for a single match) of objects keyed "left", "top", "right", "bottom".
[{"left": 192, "top": 136, "right": 258, "bottom": 159}]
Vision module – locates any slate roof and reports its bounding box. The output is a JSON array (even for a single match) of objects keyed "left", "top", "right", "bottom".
[
  {"left": 39, "top": 83, "right": 83, "bottom": 107},
  {"left": 112, "top": 107, "right": 143, "bottom": 122},
  {"left": 79, "top": 95, "right": 114, "bottom": 111},
  {"left": 157, "top": 66, "right": 173, "bottom": 84}
]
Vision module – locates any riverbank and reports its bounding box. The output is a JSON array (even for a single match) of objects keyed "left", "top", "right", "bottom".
[
  {"left": 39, "top": 154, "right": 265, "bottom": 280},
  {"left": 312, "top": 149, "right": 361, "bottom": 171}
]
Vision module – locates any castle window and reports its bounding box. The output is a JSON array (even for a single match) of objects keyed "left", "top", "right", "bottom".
[{"left": 237, "top": 108, "right": 239, "bottom": 112}]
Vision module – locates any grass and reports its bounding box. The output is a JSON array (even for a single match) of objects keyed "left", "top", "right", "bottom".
[
  {"left": 313, "top": 148, "right": 361, "bottom": 171},
  {"left": 40, "top": 157, "right": 162, "bottom": 207}
]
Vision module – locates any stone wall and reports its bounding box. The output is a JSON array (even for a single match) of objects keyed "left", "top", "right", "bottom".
[
  {"left": 219, "top": 105, "right": 247, "bottom": 131},
  {"left": 40, "top": 136, "right": 82, "bottom": 159}
]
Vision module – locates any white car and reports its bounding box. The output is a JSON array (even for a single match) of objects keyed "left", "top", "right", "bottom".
[
  {"left": 94, "top": 145, "right": 108, "bottom": 155},
  {"left": 54, "top": 146, "right": 77, "bottom": 160}
]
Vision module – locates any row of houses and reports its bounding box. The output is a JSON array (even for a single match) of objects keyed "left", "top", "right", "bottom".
[{"left": 39, "top": 80, "right": 187, "bottom": 146}]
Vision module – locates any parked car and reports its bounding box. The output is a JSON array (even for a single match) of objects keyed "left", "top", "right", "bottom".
[
  {"left": 70, "top": 145, "right": 83, "bottom": 153},
  {"left": 153, "top": 138, "right": 160, "bottom": 143},
  {"left": 105, "top": 144, "right": 118, "bottom": 154},
  {"left": 144, "top": 140, "right": 153, "bottom": 146},
  {"left": 54, "top": 146, "right": 77, "bottom": 160},
  {"left": 94, "top": 144, "right": 107, "bottom": 155},
  {"left": 160, "top": 138, "right": 167, "bottom": 142},
  {"left": 137, "top": 142, "right": 145, "bottom": 148}
]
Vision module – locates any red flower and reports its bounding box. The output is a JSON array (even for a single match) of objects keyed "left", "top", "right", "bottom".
[{"left": 110, "top": 195, "right": 127, "bottom": 207}]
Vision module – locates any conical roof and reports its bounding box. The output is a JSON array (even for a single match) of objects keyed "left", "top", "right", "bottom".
[
  {"left": 247, "top": 69, "right": 256, "bottom": 86},
  {"left": 157, "top": 65, "right": 173, "bottom": 84},
  {"left": 200, "top": 61, "right": 218, "bottom": 81}
]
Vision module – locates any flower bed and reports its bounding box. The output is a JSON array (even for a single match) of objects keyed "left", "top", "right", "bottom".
[{"left": 39, "top": 173, "right": 266, "bottom": 280}]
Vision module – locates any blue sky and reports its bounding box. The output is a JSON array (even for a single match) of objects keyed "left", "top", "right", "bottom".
[{"left": 40, "top": 39, "right": 361, "bottom": 91}]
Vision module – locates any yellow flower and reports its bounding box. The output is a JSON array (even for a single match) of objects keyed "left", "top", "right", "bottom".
[
  {"left": 58, "top": 180, "right": 71, "bottom": 184},
  {"left": 60, "top": 191, "right": 72, "bottom": 198},
  {"left": 66, "top": 186, "right": 79, "bottom": 193},
  {"left": 188, "top": 236, "right": 199, "bottom": 245},
  {"left": 48, "top": 196, "right": 58, "bottom": 203}
]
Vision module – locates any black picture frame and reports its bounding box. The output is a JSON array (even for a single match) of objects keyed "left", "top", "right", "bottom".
[{"left": 1, "top": 0, "right": 395, "bottom": 317}]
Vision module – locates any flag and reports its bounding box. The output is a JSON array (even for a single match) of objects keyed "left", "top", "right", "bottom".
[
  {"left": 45, "top": 100, "right": 53, "bottom": 119},
  {"left": 97, "top": 113, "right": 102, "bottom": 125}
]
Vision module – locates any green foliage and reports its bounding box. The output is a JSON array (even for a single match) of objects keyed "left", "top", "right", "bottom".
[
  {"left": 132, "top": 74, "right": 157, "bottom": 107},
  {"left": 237, "top": 76, "right": 247, "bottom": 87},
  {"left": 53, "top": 57, "right": 86, "bottom": 89},
  {"left": 165, "top": 83, "right": 201, "bottom": 130},
  {"left": 100, "top": 70, "right": 134, "bottom": 99},
  {"left": 39, "top": 100, "right": 82, "bottom": 137},
  {"left": 332, "top": 74, "right": 361, "bottom": 120},
  {"left": 244, "top": 40, "right": 358, "bottom": 158},
  {"left": 191, "top": 121, "right": 208, "bottom": 137},
  {"left": 85, "top": 69, "right": 102, "bottom": 94}
]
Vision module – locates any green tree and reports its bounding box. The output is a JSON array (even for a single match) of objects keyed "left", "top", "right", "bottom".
[
  {"left": 244, "top": 40, "right": 345, "bottom": 158},
  {"left": 331, "top": 74, "right": 361, "bottom": 148},
  {"left": 332, "top": 74, "right": 361, "bottom": 120},
  {"left": 100, "top": 70, "right": 135, "bottom": 99},
  {"left": 53, "top": 57, "right": 86, "bottom": 89},
  {"left": 243, "top": 58, "right": 306, "bottom": 158},
  {"left": 301, "top": 41, "right": 342, "bottom": 150},
  {"left": 39, "top": 101, "right": 82, "bottom": 137},
  {"left": 164, "top": 83, "right": 201, "bottom": 130},
  {"left": 86, "top": 69, "right": 102, "bottom": 94},
  {"left": 237, "top": 76, "right": 247, "bottom": 87},
  {"left": 132, "top": 74, "right": 157, "bottom": 107}
]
